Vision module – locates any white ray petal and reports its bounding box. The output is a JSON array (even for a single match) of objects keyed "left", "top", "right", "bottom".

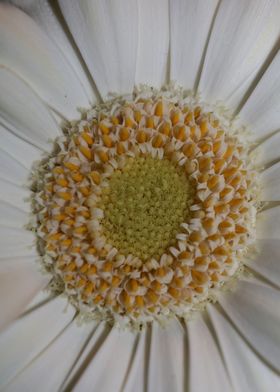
[
  {"left": 122, "top": 331, "right": 146, "bottom": 392},
  {"left": 251, "top": 131, "right": 280, "bottom": 167},
  {"left": 260, "top": 162, "right": 280, "bottom": 201},
  {"left": 239, "top": 51, "right": 280, "bottom": 141},
  {"left": 187, "top": 316, "right": 231, "bottom": 392},
  {"left": 10, "top": 0, "right": 99, "bottom": 105},
  {"left": 72, "top": 326, "right": 138, "bottom": 391},
  {"left": 245, "top": 239, "right": 280, "bottom": 288},
  {"left": 199, "top": 0, "right": 280, "bottom": 111},
  {"left": 0, "top": 3, "right": 90, "bottom": 119},
  {"left": 0, "top": 258, "right": 48, "bottom": 332},
  {"left": 0, "top": 125, "right": 42, "bottom": 175},
  {"left": 61, "top": 322, "right": 111, "bottom": 390},
  {"left": 219, "top": 279, "right": 280, "bottom": 371},
  {"left": 257, "top": 206, "right": 280, "bottom": 239},
  {"left": 0, "top": 149, "right": 27, "bottom": 186},
  {"left": 0, "top": 178, "right": 29, "bottom": 212},
  {"left": 4, "top": 320, "right": 95, "bottom": 392},
  {"left": 0, "top": 227, "right": 36, "bottom": 259},
  {"left": 0, "top": 68, "right": 60, "bottom": 150},
  {"left": 147, "top": 319, "right": 184, "bottom": 392},
  {"left": 0, "top": 295, "right": 75, "bottom": 389},
  {"left": 135, "top": 0, "right": 169, "bottom": 88},
  {"left": 170, "top": 0, "right": 218, "bottom": 90},
  {"left": 208, "top": 304, "right": 280, "bottom": 391},
  {"left": 0, "top": 201, "right": 28, "bottom": 228},
  {"left": 58, "top": 0, "right": 138, "bottom": 99}
]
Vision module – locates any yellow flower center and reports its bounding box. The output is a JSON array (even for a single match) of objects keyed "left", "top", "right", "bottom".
[
  {"left": 101, "top": 157, "right": 191, "bottom": 260},
  {"left": 32, "top": 88, "right": 257, "bottom": 327}
]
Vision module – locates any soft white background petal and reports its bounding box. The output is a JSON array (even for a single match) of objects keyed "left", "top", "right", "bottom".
[
  {"left": 9, "top": 0, "right": 99, "bottom": 105},
  {"left": 0, "top": 227, "right": 36, "bottom": 259},
  {"left": 70, "top": 326, "right": 138, "bottom": 391},
  {"left": 0, "top": 67, "right": 60, "bottom": 150},
  {"left": 0, "top": 179, "right": 30, "bottom": 212},
  {"left": 199, "top": 0, "right": 280, "bottom": 110},
  {"left": 251, "top": 130, "right": 280, "bottom": 167},
  {"left": 147, "top": 319, "right": 184, "bottom": 392},
  {"left": 0, "top": 258, "right": 47, "bottom": 333},
  {"left": 0, "top": 125, "right": 42, "bottom": 183},
  {"left": 208, "top": 304, "right": 280, "bottom": 391},
  {"left": 0, "top": 296, "right": 75, "bottom": 389},
  {"left": 61, "top": 322, "right": 111, "bottom": 390},
  {"left": 260, "top": 162, "right": 280, "bottom": 201},
  {"left": 135, "top": 0, "right": 169, "bottom": 88},
  {"left": 121, "top": 331, "right": 146, "bottom": 392},
  {"left": 219, "top": 278, "right": 280, "bottom": 371},
  {"left": 0, "top": 201, "right": 27, "bottom": 228},
  {"left": 0, "top": 3, "right": 90, "bottom": 119},
  {"left": 245, "top": 239, "right": 280, "bottom": 289},
  {"left": 58, "top": 0, "right": 138, "bottom": 99},
  {"left": 0, "top": 148, "right": 27, "bottom": 186},
  {"left": 187, "top": 316, "right": 231, "bottom": 392},
  {"left": 257, "top": 206, "right": 280, "bottom": 239},
  {"left": 239, "top": 51, "right": 280, "bottom": 141},
  {"left": 170, "top": 0, "right": 219, "bottom": 90},
  {"left": 4, "top": 320, "right": 95, "bottom": 392}
]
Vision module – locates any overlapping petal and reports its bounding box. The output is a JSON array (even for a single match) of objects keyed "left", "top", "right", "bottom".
[
  {"left": 58, "top": 0, "right": 138, "bottom": 99},
  {"left": 0, "top": 3, "right": 91, "bottom": 119},
  {"left": 199, "top": 0, "right": 280, "bottom": 110},
  {"left": 219, "top": 278, "right": 280, "bottom": 372},
  {"left": 135, "top": 0, "right": 169, "bottom": 88}
]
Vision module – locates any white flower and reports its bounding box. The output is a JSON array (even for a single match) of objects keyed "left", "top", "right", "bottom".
[{"left": 0, "top": 1, "right": 280, "bottom": 391}]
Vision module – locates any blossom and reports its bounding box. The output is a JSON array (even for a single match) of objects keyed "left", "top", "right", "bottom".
[{"left": 0, "top": 1, "right": 280, "bottom": 391}]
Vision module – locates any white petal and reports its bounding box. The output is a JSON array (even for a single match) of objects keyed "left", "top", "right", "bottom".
[
  {"left": 0, "top": 68, "right": 60, "bottom": 150},
  {"left": 187, "top": 316, "right": 231, "bottom": 392},
  {"left": 239, "top": 52, "right": 280, "bottom": 141},
  {"left": 0, "top": 295, "right": 75, "bottom": 389},
  {"left": 0, "top": 257, "right": 48, "bottom": 332},
  {"left": 251, "top": 130, "right": 280, "bottom": 167},
  {"left": 0, "top": 227, "right": 36, "bottom": 259},
  {"left": 122, "top": 331, "right": 146, "bottom": 392},
  {"left": 199, "top": 0, "right": 280, "bottom": 110},
  {"left": 0, "top": 125, "right": 41, "bottom": 176},
  {"left": 260, "top": 162, "right": 280, "bottom": 201},
  {"left": 4, "top": 320, "right": 95, "bottom": 392},
  {"left": 147, "top": 319, "right": 184, "bottom": 392},
  {"left": 208, "top": 304, "right": 280, "bottom": 391},
  {"left": 170, "top": 0, "right": 219, "bottom": 90},
  {"left": 219, "top": 278, "right": 280, "bottom": 371},
  {"left": 70, "top": 326, "right": 138, "bottom": 391},
  {"left": 61, "top": 322, "right": 110, "bottom": 389},
  {"left": 0, "top": 178, "right": 30, "bottom": 212},
  {"left": 245, "top": 239, "right": 280, "bottom": 288},
  {"left": 257, "top": 206, "right": 280, "bottom": 239},
  {"left": 0, "top": 3, "right": 90, "bottom": 119},
  {"left": 11, "top": 0, "right": 99, "bottom": 105},
  {"left": 58, "top": 0, "right": 138, "bottom": 99},
  {"left": 0, "top": 147, "right": 27, "bottom": 186},
  {"left": 135, "top": 0, "right": 169, "bottom": 88},
  {"left": 0, "top": 201, "right": 28, "bottom": 228}
]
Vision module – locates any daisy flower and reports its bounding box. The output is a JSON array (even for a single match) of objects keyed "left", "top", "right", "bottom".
[{"left": 0, "top": 0, "right": 280, "bottom": 391}]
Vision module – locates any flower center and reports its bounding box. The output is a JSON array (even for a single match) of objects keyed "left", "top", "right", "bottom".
[
  {"left": 32, "top": 87, "right": 258, "bottom": 327},
  {"left": 99, "top": 157, "right": 190, "bottom": 260}
]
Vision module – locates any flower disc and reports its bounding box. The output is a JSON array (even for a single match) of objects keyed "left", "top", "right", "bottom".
[{"left": 33, "top": 88, "right": 258, "bottom": 327}]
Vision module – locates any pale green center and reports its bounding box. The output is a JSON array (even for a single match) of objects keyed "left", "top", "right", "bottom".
[{"left": 100, "top": 157, "right": 191, "bottom": 260}]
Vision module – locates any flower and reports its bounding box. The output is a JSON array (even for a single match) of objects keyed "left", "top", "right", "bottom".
[{"left": 0, "top": 1, "right": 280, "bottom": 391}]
